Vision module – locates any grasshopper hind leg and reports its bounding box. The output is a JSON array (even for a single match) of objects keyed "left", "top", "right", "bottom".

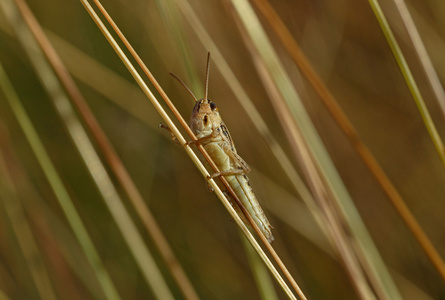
[{"left": 207, "top": 167, "right": 247, "bottom": 179}]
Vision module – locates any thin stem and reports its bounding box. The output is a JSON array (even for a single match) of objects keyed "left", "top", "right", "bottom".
[
  {"left": 251, "top": 0, "right": 445, "bottom": 285},
  {"left": 367, "top": 0, "right": 445, "bottom": 167},
  {"left": 9, "top": 0, "right": 199, "bottom": 298},
  {"left": 82, "top": 1, "right": 302, "bottom": 299}
]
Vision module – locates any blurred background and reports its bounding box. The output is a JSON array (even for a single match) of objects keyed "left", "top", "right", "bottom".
[{"left": 0, "top": 0, "right": 444, "bottom": 299}]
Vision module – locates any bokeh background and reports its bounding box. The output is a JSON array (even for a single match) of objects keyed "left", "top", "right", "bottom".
[{"left": 0, "top": 0, "right": 444, "bottom": 299}]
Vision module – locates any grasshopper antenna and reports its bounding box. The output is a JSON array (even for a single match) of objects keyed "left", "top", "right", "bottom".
[
  {"left": 170, "top": 73, "right": 198, "bottom": 103},
  {"left": 204, "top": 52, "right": 211, "bottom": 101}
]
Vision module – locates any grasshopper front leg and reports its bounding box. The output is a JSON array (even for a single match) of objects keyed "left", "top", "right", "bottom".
[
  {"left": 160, "top": 123, "right": 218, "bottom": 147},
  {"left": 159, "top": 123, "right": 180, "bottom": 144},
  {"left": 185, "top": 131, "right": 218, "bottom": 147}
]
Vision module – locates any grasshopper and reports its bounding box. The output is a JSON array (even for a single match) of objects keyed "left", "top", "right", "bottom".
[{"left": 165, "top": 53, "right": 274, "bottom": 243}]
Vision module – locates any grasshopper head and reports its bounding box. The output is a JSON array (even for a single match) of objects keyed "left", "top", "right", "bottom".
[
  {"left": 171, "top": 53, "right": 220, "bottom": 140},
  {"left": 190, "top": 98, "right": 221, "bottom": 139}
]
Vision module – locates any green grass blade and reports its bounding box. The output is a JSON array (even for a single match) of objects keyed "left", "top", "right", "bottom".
[
  {"left": 1, "top": 1, "right": 176, "bottom": 298},
  {"left": 0, "top": 61, "right": 121, "bottom": 300},
  {"left": 241, "top": 234, "right": 279, "bottom": 300},
  {"left": 367, "top": 0, "right": 445, "bottom": 167},
  {"left": 0, "top": 149, "right": 58, "bottom": 300},
  {"left": 228, "top": 0, "right": 401, "bottom": 298}
]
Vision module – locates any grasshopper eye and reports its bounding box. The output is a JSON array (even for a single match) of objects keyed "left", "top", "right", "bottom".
[{"left": 210, "top": 101, "right": 218, "bottom": 111}]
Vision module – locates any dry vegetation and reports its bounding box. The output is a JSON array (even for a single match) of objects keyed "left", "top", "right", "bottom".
[{"left": 0, "top": 0, "right": 444, "bottom": 299}]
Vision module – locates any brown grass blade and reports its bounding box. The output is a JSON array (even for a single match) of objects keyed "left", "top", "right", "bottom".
[
  {"left": 392, "top": 0, "right": 445, "bottom": 119},
  {"left": 80, "top": 0, "right": 304, "bottom": 299},
  {"left": 9, "top": 0, "right": 199, "bottom": 298},
  {"left": 250, "top": 0, "right": 445, "bottom": 284},
  {"left": 0, "top": 125, "right": 58, "bottom": 300},
  {"left": 4, "top": 0, "right": 175, "bottom": 298}
]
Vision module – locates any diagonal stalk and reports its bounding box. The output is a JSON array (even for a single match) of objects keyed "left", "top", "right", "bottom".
[{"left": 81, "top": 0, "right": 306, "bottom": 299}]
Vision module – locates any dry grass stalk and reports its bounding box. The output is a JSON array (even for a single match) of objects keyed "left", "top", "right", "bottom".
[
  {"left": 251, "top": 0, "right": 445, "bottom": 284},
  {"left": 81, "top": 0, "right": 307, "bottom": 299},
  {"left": 9, "top": 0, "right": 200, "bottom": 298}
]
